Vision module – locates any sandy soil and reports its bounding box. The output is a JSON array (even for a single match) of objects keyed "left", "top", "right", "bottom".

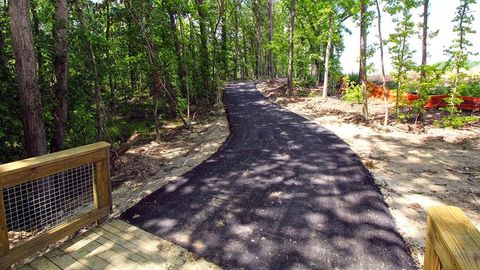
[
  {"left": 110, "top": 107, "right": 230, "bottom": 217},
  {"left": 257, "top": 80, "right": 480, "bottom": 268}
]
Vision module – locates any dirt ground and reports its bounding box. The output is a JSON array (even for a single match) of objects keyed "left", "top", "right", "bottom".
[
  {"left": 257, "top": 80, "right": 480, "bottom": 268},
  {"left": 110, "top": 107, "right": 230, "bottom": 218}
]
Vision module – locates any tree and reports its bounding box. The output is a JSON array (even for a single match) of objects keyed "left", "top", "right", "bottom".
[
  {"left": 322, "top": 13, "right": 334, "bottom": 99},
  {"left": 359, "top": 0, "right": 368, "bottom": 121},
  {"left": 420, "top": 0, "right": 429, "bottom": 81},
  {"left": 267, "top": 0, "right": 274, "bottom": 78},
  {"left": 374, "top": 0, "right": 389, "bottom": 126},
  {"left": 387, "top": 0, "right": 418, "bottom": 117},
  {"left": 9, "top": 0, "right": 48, "bottom": 157},
  {"left": 287, "top": 0, "right": 295, "bottom": 94},
  {"left": 196, "top": 0, "right": 210, "bottom": 101},
  {"left": 446, "top": 0, "right": 477, "bottom": 117},
  {"left": 51, "top": 0, "right": 69, "bottom": 152}
]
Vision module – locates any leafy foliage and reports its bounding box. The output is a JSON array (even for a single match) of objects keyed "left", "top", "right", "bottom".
[{"left": 341, "top": 76, "right": 363, "bottom": 104}]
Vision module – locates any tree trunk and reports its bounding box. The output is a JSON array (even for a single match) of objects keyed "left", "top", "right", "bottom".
[
  {"left": 233, "top": 0, "right": 240, "bottom": 79},
  {"left": 51, "top": 0, "right": 69, "bottom": 152},
  {"left": 30, "top": 1, "right": 44, "bottom": 79},
  {"left": 169, "top": 12, "right": 187, "bottom": 96},
  {"left": 178, "top": 17, "right": 191, "bottom": 123},
  {"left": 188, "top": 15, "right": 198, "bottom": 103},
  {"left": 196, "top": 0, "right": 210, "bottom": 102},
  {"left": 287, "top": 0, "right": 295, "bottom": 94},
  {"left": 242, "top": 31, "right": 249, "bottom": 78},
  {"left": 322, "top": 15, "right": 333, "bottom": 99},
  {"left": 9, "top": 0, "right": 48, "bottom": 157},
  {"left": 0, "top": 6, "right": 7, "bottom": 78},
  {"left": 220, "top": 0, "right": 227, "bottom": 80},
  {"left": 375, "top": 0, "right": 388, "bottom": 126},
  {"left": 106, "top": 0, "right": 116, "bottom": 112},
  {"left": 420, "top": 0, "right": 429, "bottom": 81},
  {"left": 254, "top": 0, "right": 262, "bottom": 79},
  {"left": 359, "top": 0, "right": 369, "bottom": 121},
  {"left": 267, "top": 0, "right": 274, "bottom": 78}
]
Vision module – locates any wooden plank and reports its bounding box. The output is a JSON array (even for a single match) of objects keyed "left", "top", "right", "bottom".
[
  {"left": 82, "top": 232, "right": 163, "bottom": 269},
  {"left": 425, "top": 206, "right": 480, "bottom": 270},
  {"left": 0, "top": 142, "right": 110, "bottom": 176},
  {"left": 0, "top": 207, "right": 109, "bottom": 269},
  {"left": 91, "top": 226, "right": 170, "bottom": 263},
  {"left": 67, "top": 232, "right": 147, "bottom": 270},
  {"left": 89, "top": 227, "right": 173, "bottom": 269},
  {"left": 0, "top": 144, "right": 110, "bottom": 189},
  {"left": 0, "top": 189, "right": 10, "bottom": 256},
  {"left": 83, "top": 231, "right": 151, "bottom": 264},
  {"left": 28, "top": 257, "right": 62, "bottom": 270},
  {"left": 104, "top": 222, "right": 186, "bottom": 266},
  {"left": 58, "top": 237, "right": 117, "bottom": 270},
  {"left": 424, "top": 215, "right": 441, "bottom": 270},
  {"left": 44, "top": 248, "right": 91, "bottom": 270}
]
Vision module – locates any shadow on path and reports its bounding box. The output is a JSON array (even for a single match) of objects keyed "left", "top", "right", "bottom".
[{"left": 121, "top": 82, "right": 415, "bottom": 270}]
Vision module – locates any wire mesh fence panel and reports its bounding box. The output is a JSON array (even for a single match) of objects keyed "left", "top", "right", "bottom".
[{"left": 3, "top": 163, "right": 95, "bottom": 246}]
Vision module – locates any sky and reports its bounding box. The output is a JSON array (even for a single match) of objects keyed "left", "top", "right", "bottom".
[{"left": 340, "top": 0, "right": 480, "bottom": 74}]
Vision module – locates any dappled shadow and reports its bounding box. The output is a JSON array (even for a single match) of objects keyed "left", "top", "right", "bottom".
[{"left": 120, "top": 82, "right": 416, "bottom": 269}]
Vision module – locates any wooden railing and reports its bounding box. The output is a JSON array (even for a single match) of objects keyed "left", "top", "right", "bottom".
[
  {"left": 424, "top": 206, "right": 480, "bottom": 270},
  {"left": 0, "top": 142, "right": 111, "bottom": 269}
]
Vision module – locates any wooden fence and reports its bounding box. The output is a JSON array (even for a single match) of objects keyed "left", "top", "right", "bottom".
[
  {"left": 0, "top": 142, "right": 111, "bottom": 269},
  {"left": 424, "top": 206, "right": 480, "bottom": 270}
]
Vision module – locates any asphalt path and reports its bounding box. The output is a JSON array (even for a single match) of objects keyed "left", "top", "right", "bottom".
[{"left": 121, "top": 82, "right": 416, "bottom": 269}]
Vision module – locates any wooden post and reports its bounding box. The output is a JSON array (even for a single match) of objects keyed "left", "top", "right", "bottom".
[
  {"left": 423, "top": 206, "right": 480, "bottom": 270},
  {"left": 0, "top": 190, "right": 9, "bottom": 257},
  {"left": 424, "top": 213, "right": 441, "bottom": 270},
  {"left": 93, "top": 148, "right": 111, "bottom": 223}
]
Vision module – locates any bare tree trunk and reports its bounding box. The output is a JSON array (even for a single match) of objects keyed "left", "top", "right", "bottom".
[
  {"left": 233, "top": 0, "right": 240, "bottom": 79},
  {"left": 287, "top": 0, "right": 295, "bottom": 94},
  {"left": 106, "top": 0, "right": 116, "bottom": 112},
  {"left": 254, "top": 0, "right": 263, "bottom": 79},
  {"left": 0, "top": 4, "right": 7, "bottom": 78},
  {"left": 375, "top": 0, "right": 388, "bottom": 126},
  {"left": 9, "top": 0, "right": 48, "bottom": 157},
  {"left": 30, "top": 1, "right": 44, "bottom": 78},
  {"left": 188, "top": 15, "right": 198, "bottom": 103},
  {"left": 420, "top": 0, "right": 429, "bottom": 81},
  {"left": 178, "top": 17, "right": 191, "bottom": 123},
  {"left": 322, "top": 15, "right": 333, "bottom": 99},
  {"left": 196, "top": 0, "right": 210, "bottom": 102},
  {"left": 220, "top": 0, "right": 227, "bottom": 80},
  {"left": 169, "top": 12, "right": 187, "bottom": 96},
  {"left": 51, "top": 0, "right": 69, "bottom": 152},
  {"left": 359, "top": 0, "right": 369, "bottom": 121},
  {"left": 267, "top": 0, "right": 274, "bottom": 78},
  {"left": 242, "top": 32, "right": 249, "bottom": 78}
]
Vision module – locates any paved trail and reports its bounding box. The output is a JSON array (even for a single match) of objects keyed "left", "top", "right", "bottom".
[{"left": 121, "top": 82, "right": 415, "bottom": 269}]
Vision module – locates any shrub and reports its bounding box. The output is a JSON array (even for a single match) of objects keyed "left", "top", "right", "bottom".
[
  {"left": 341, "top": 76, "right": 363, "bottom": 104},
  {"left": 458, "top": 80, "right": 480, "bottom": 97},
  {"left": 435, "top": 115, "right": 480, "bottom": 129}
]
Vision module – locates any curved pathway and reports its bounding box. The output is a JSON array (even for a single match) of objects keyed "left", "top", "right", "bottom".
[{"left": 121, "top": 82, "right": 415, "bottom": 269}]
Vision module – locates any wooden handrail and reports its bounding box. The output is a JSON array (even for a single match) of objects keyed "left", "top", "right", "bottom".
[
  {"left": 0, "top": 142, "right": 111, "bottom": 269},
  {"left": 424, "top": 206, "right": 480, "bottom": 270}
]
